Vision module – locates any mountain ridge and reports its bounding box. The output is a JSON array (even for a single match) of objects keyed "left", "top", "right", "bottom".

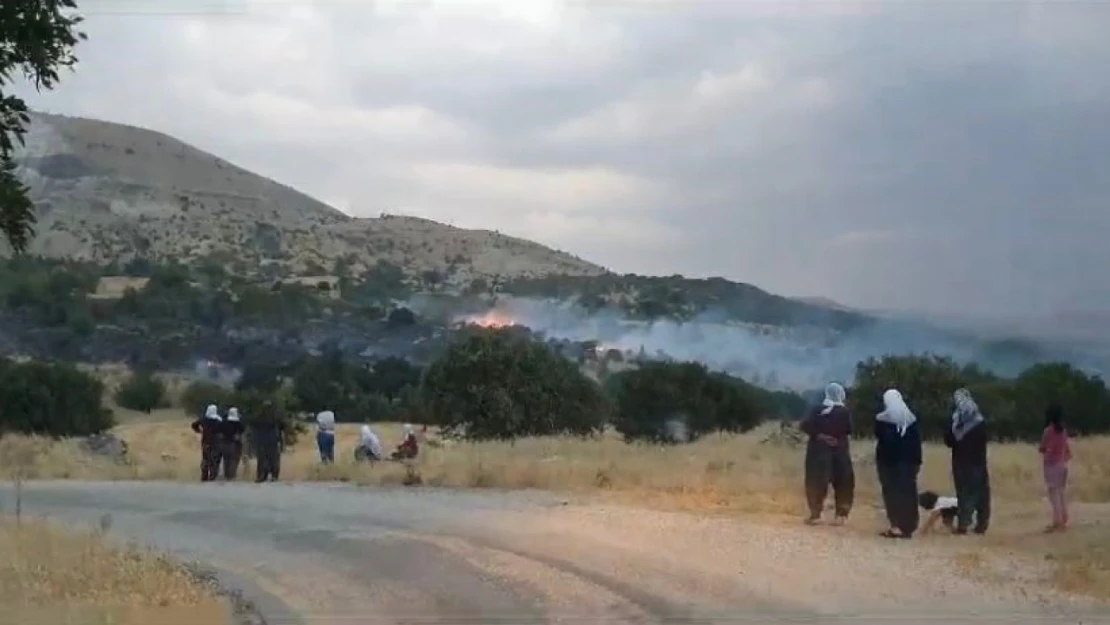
[{"left": 10, "top": 111, "right": 605, "bottom": 284}]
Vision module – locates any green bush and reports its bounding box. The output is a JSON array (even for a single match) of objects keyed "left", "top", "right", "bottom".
[
  {"left": 114, "top": 371, "right": 169, "bottom": 413},
  {"left": 421, "top": 328, "right": 608, "bottom": 440},
  {"left": 0, "top": 358, "right": 114, "bottom": 437},
  {"left": 609, "top": 361, "right": 762, "bottom": 443},
  {"left": 849, "top": 354, "right": 1110, "bottom": 441},
  {"left": 179, "top": 380, "right": 235, "bottom": 419}
]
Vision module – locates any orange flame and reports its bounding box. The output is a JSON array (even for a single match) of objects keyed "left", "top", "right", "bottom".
[{"left": 464, "top": 310, "right": 517, "bottom": 328}]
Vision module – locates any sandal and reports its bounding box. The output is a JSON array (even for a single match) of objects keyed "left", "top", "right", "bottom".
[{"left": 879, "top": 530, "right": 901, "bottom": 539}]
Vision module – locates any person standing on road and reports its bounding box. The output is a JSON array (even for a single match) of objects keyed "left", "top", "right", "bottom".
[
  {"left": 874, "top": 389, "right": 923, "bottom": 539},
  {"left": 253, "top": 401, "right": 285, "bottom": 483},
  {"left": 190, "top": 404, "right": 224, "bottom": 482},
  {"left": 222, "top": 407, "right": 246, "bottom": 481},
  {"left": 799, "top": 382, "right": 855, "bottom": 525},
  {"left": 1039, "top": 403, "right": 1072, "bottom": 533},
  {"left": 943, "top": 388, "right": 991, "bottom": 535},
  {"left": 316, "top": 410, "right": 336, "bottom": 464}
]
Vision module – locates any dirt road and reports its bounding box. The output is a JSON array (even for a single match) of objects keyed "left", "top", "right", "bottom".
[{"left": 1, "top": 481, "right": 1104, "bottom": 624}]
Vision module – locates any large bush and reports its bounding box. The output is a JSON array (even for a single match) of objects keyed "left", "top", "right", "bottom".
[
  {"left": 609, "top": 361, "right": 762, "bottom": 443},
  {"left": 421, "top": 328, "right": 608, "bottom": 440},
  {"left": 0, "top": 358, "right": 114, "bottom": 437},
  {"left": 114, "top": 371, "right": 169, "bottom": 413},
  {"left": 1010, "top": 362, "right": 1110, "bottom": 437}
]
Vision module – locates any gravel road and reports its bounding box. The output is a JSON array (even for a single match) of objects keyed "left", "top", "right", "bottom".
[{"left": 1, "top": 481, "right": 1105, "bottom": 624}]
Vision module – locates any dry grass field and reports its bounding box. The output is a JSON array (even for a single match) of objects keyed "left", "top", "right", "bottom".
[{"left": 0, "top": 516, "right": 225, "bottom": 625}]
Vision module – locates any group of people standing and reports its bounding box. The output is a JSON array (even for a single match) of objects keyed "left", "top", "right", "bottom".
[
  {"left": 190, "top": 402, "right": 285, "bottom": 483},
  {"left": 800, "top": 383, "right": 1074, "bottom": 538}
]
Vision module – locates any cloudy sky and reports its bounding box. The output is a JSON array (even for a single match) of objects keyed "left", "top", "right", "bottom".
[{"left": 14, "top": 0, "right": 1110, "bottom": 317}]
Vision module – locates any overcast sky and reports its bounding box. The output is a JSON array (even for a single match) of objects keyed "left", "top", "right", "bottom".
[{"left": 14, "top": 0, "right": 1110, "bottom": 317}]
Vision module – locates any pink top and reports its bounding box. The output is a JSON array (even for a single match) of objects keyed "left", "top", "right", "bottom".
[{"left": 1039, "top": 426, "right": 1072, "bottom": 467}]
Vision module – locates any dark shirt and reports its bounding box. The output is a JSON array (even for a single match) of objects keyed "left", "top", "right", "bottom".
[
  {"left": 799, "top": 405, "right": 852, "bottom": 447},
  {"left": 943, "top": 421, "right": 989, "bottom": 469},
  {"left": 874, "top": 420, "right": 923, "bottom": 467},
  {"left": 222, "top": 420, "right": 245, "bottom": 445},
  {"left": 190, "top": 418, "right": 222, "bottom": 446},
  {"left": 251, "top": 421, "right": 284, "bottom": 451}
]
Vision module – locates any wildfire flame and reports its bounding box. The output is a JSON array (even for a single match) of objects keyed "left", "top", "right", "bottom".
[{"left": 463, "top": 310, "right": 517, "bottom": 329}]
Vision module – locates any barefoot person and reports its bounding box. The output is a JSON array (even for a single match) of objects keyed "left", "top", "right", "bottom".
[
  {"left": 799, "top": 382, "right": 854, "bottom": 525},
  {"left": 1039, "top": 403, "right": 1072, "bottom": 532},
  {"left": 874, "top": 389, "right": 923, "bottom": 539},
  {"left": 943, "top": 388, "right": 991, "bottom": 535}
]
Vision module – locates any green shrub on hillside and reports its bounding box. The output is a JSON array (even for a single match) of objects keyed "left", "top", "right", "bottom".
[
  {"left": 114, "top": 371, "right": 169, "bottom": 413},
  {"left": 0, "top": 358, "right": 113, "bottom": 437}
]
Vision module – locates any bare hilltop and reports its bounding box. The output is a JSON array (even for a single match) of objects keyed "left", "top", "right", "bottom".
[{"left": 9, "top": 112, "right": 604, "bottom": 284}]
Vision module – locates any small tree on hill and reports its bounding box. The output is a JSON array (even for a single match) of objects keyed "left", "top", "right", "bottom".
[
  {"left": 421, "top": 328, "right": 608, "bottom": 440},
  {"left": 114, "top": 371, "right": 169, "bottom": 413}
]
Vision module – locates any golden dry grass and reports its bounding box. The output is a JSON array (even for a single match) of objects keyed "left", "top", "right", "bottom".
[
  {"left": 0, "top": 515, "right": 224, "bottom": 625},
  {"left": 4, "top": 418, "right": 1110, "bottom": 599}
]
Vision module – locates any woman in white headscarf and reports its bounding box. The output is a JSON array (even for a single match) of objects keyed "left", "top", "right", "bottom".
[
  {"left": 357, "top": 424, "right": 383, "bottom": 462},
  {"left": 874, "top": 389, "right": 923, "bottom": 538},
  {"left": 221, "top": 407, "right": 245, "bottom": 481},
  {"left": 943, "top": 388, "right": 991, "bottom": 534},
  {"left": 799, "top": 382, "right": 855, "bottom": 525},
  {"left": 190, "top": 404, "right": 224, "bottom": 482},
  {"left": 392, "top": 423, "right": 419, "bottom": 460}
]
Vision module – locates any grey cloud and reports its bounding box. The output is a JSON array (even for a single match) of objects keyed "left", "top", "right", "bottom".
[{"left": 12, "top": 0, "right": 1110, "bottom": 318}]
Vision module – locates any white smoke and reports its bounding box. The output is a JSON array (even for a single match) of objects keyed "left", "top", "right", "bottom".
[{"left": 450, "top": 296, "right": 1095, "bottom": 391}]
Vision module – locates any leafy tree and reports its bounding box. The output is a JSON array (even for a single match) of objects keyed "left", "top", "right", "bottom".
[
  {"left": 609, "top": 361, "right": 762, "bottom": 443},
  {"left": 114, "top": 370, "right": 169, "bottom": 413},
  {"left": 232, "top": 387, "right": 305, "bottom": 447},
  {"left": 1, "top": 0, "right": 86, "bottom": 252},
  {"left": 0, "top": 357, "right": 112, "bottom": 437},
  {"left": 421, "top": 328, "right": 608, "bottom": 440},
  {"left": 1011, "top": 362, "right": 1110, "bottom": 438},
  {"left": 180, "top": 380, "right": 235, "bottom": 419},
  {"left": 367, "top": 356, "right": 420, "bottom": 402}
]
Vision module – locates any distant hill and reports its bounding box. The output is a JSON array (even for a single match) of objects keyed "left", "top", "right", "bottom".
[{"left": 10, "top": 112, "right": 604, "bottom": 284}]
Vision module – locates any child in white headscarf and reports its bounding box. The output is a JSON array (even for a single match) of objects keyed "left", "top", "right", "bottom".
[{"left": 874, "top": 389, "right": 923, "bottom": 539}]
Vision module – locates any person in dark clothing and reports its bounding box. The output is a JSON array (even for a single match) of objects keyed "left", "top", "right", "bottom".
[
  {"left": 221, "top": 407, "right": 246, "bottom": 481},
  {"left": 799, "top": 382, "right": 855, "bottom": 525},
  {"left": 252, "top": 402, "right": 285, "bottom": 483},
  {"left": 874, "top": 389, "right": 923, "bottom": 539},
  {"left": 942, "top": 388, "right": 990, "bottom": 534},
  {"left": 190, "top": 404, "right": 223, "bottom": 482}
]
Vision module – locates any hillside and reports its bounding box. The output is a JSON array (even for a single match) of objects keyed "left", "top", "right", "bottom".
[{"left": 9, "top": 112, "right": 604, "bottom": 284}]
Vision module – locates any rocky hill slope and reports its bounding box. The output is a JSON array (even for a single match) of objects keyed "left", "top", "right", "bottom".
[{"left": 9, "top": 112, "right": 603, "bottom": 284}]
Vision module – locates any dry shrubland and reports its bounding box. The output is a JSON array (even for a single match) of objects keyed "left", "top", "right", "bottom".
[{"left": 0, "top": 516, "right": 224, "bottom": 625}]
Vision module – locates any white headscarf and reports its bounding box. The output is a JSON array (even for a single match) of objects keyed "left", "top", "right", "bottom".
[
  {"left": 360, "top": 424, "right": 382, "bottom": 458},
  {"left": 820, "top": 382, "right": 847, "bottom": 415},
  {"left": 951, "top": 388, "right": 984, "bottom": 441},
  {"left": 205, "top": 404, "right": 221, "bottom": 420},
  {"left": 876, "top": 389, "right": 916, "bottom": 436},
  {"left": 227, "top": 407, "right": 240, "bottom": 422},
  {"left": 316, "top": 410, "right": 335, "bottom": 433},
  {"left": 403, "top": 423, "right": 415, "bottom": 437}
]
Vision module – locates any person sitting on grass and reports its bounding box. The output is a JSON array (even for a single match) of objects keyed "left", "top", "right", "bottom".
[
  {"left": 918, "top": 491, "right": 959, "bottom": 534},
  {"left": 391, "top": 424, "right": 419, "bottom": 460}
]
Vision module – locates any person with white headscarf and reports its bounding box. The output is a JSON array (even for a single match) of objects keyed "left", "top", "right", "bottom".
[
  {"left": 190, "top": 404, "right": 224, "bottom": 482},
  {"left": 798, "top": 382, "right": 855, "bottom": 525},
  {"left": 943, "top": 388, "right": 991, "bottom": 534},
  {"left": 316, "top": 410, "right": 336, "bottom": 464},
  {"left": 221, "top": 407, "right": 246, "bottom": 481},
  {"left": 391, "top": 423, "right": 420, "bottom": 461},
  {"left": 356, "top": 424, "right": 383, "bottom": 462},
  {"left": 874, "top": 389, "right": 923, "bottom": 538}
]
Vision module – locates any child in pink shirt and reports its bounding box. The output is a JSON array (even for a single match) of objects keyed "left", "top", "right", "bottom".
[{"left": 1038, "top": 404, "right": 1072, "bottom": 532}]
